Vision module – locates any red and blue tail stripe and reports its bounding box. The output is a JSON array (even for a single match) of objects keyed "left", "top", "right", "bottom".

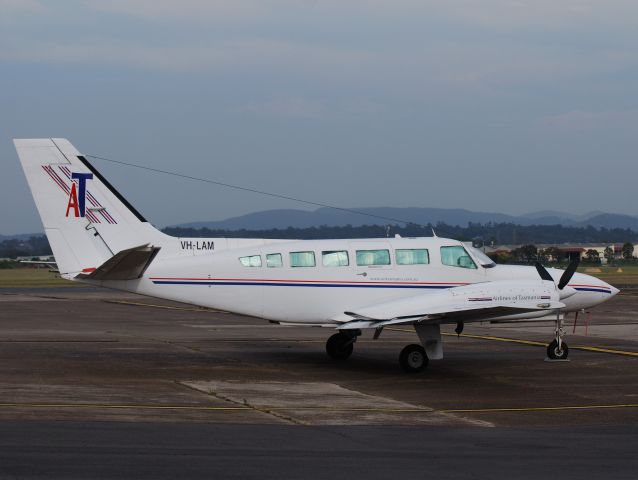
[
  {"left": 42, "top": 165, "right": 101, "bottom": 224},
  {"left": 58, "top": 165, "right": 117, "bottom": 224}
]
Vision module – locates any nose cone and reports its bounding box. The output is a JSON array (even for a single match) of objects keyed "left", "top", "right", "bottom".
[{"left": 564, "top": 272, "right": 619, "bottom": 309}]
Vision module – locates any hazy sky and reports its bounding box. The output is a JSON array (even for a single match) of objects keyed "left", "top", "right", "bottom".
[{"left": 2, "top": 0, "right": 638, "bottom": 234}]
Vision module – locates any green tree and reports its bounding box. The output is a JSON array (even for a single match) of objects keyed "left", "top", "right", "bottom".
[
  {"left": 512, "top": 244, "right": 538, "bottom": 264},
  {"left": 490, "top": 251, "right": 512, "bottom": 264},
  {"left": 622, "top": 242, "right": 635, "bottom": 259},
  {"left": 585, "top": 249, "right": 600, "bottom": 264},
  {"left": 604, "top": 246, "right": 615, "bottom": 264}
]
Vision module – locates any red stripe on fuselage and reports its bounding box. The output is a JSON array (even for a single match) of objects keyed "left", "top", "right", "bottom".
[
  {"left": 568, "top": 283, "right": 611, "bottom": 290},
  {"left": 147, "top": 277, "right": 470, "bottom": 285}
]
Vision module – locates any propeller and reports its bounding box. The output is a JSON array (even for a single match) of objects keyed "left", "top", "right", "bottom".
[
  {"left": 535, "top": 258, "right": 580, "bottom": 290},
  {"left": 558, "top": 258, "right": 580, "bottom": 290},
  {"left": 535, "top": 262, "right": 554, "bottom": 282}
]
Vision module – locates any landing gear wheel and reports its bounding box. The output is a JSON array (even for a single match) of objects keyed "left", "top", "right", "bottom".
[
  {"left": 399, "top": 344, "right": 428, "bottom": 373},
  {"left": 326, "top": 333, "right": 354, "bottom": 361},
  {"left": 547, "top": 339, "right": 569, "bottom": 360}
]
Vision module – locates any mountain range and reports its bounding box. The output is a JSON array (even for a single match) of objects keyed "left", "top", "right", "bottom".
[
  {"left": 173, "top": 208, "right": 638, "bottom": 231},
  {"left": 5, "top": 209, "right": 637, "bottom": 239}
]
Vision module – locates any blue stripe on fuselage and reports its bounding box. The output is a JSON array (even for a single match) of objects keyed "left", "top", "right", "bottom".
[
  {"left": 574, "top": 287, "right": 612, "bottom": 294},
  {"left": 151, "top": 280, "right": 455, "bottom": 289},
  {"left": 151, "top": 281, "right": 613, "bottom": 293}
]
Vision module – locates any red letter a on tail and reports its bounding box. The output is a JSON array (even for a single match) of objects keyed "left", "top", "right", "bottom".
[{"left": 65, "top": 183, "right": 80, "bottom": 217}]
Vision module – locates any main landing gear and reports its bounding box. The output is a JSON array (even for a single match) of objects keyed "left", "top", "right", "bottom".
[
  {"left": 325, "top": 324, "right": 441, "bottom": 373},
  {"left": 326, "top": 330, "right": 359, "bottom": 361},
  {"left": 547, "top": 315, "right": 569, "bottom": 360},
  {"left": 399, "top": 344, "right": 428, "bottom": 373}
]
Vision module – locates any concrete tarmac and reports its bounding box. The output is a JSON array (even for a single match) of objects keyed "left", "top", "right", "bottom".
[
  {"left": 1, "top": 287, "right": 637, "bottom": 478},
  {"left": 1, "top": 422, "right": 637, "bottom": 480}
]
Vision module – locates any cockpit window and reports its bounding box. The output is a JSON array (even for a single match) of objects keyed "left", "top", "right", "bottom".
[
  {"left": 468, "top": 247, "right": 496, "bottom": 268},
  {"left": 440, "top": 246, "right": 477, "bottom": 269}
]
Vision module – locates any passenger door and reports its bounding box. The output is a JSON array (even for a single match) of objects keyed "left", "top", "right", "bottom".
[{"left": 349, "top": 241, "right": 394, "bottom": 278}]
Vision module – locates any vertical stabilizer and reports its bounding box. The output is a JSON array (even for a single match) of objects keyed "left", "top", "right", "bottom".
[{"left": 14, "top": 138, "right": 161, "bottom": 278}]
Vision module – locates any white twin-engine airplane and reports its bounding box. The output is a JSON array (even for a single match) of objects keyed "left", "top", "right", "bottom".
[{"left": 14, "top": 139, "right": 620, "bottom": 372}]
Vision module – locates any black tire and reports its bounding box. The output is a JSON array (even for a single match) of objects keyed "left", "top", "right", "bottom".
[
  {"left": 326, "top": 333, "right": 354, "bottom": 361},
  {"left": 547, "top": 339, "right": 569, "bottom": 360},
  {"left": 399, "top": 344, "right": 429, "bottom": 373}
]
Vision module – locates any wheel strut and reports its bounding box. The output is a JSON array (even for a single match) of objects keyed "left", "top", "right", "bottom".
[
  {"left": 547, "top": 313, "right": 569, "bottom": 360},
  {"left": 554, "top": 313, "right": 565, "bottom": 352}
]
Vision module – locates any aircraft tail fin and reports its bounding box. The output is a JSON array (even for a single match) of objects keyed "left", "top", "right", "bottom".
[{"left": 14, "top": 138, "right": 163, "bottom": 278}]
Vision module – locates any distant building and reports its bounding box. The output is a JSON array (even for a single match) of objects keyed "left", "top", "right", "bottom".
[
  {"left": 476, "top": 243, "right": 636, "bottom": 264},
  {"left": 16, "top": 255, "right": 55, "bottom": 262}
]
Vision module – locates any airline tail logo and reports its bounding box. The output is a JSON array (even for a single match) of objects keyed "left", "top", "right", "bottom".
[{"left": 66, "top": 173, "right": 94, "bottom": 217}]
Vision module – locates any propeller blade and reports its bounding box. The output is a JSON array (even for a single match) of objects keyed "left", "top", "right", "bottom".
[
  {"left": 558, "top": 258, "right": 580, "bottom": 290},
  {"left": 535, "top": 262, "right": 554, "bottom": 282}
]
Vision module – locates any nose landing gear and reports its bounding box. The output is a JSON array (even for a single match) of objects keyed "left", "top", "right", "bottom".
[{"left": 547, "top": 315, "right": 569, "bottom": 360}]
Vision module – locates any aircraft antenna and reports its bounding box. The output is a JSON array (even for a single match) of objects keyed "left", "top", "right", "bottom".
[{"left": 86, "top": 154, "right": 429, "bottom": 228}]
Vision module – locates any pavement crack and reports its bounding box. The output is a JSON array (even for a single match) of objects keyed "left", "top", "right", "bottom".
[{"left": 175, "top": 381, "right": 306, "bottom": 425}]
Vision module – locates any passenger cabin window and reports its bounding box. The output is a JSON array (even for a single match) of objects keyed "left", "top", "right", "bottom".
[
  {"left": 440, "top": 246, "right": 477, "bottom": 269},
  {"left": 322, "top": 250, "right": 349, "bottom": 267},
  {"left": 266, "top": 253, "right": 283, "bottom": 268},
  {"left": 396, "top": 249, "right": 429, "bottom": 265},
  {"left": 356, "top": 249, "right": 390, "bottom": 266},
  {"left": 290, "top": 251, "right": 316, "bottom": 267},
  {"left": 239, "top": 255, "right": 262, "bottom": 267}
]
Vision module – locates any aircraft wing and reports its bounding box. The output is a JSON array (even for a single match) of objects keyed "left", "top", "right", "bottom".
[
  {"left": 336, "top": 280, "right": 564, "bottom": 330},
  {"left": 19, "top": 260, "right": 59, "bottom": 273},
  {"left": 20, "top": 260, "right": 57, "bottom": 267}
]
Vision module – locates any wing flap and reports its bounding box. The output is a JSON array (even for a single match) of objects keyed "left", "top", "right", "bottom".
[{"left": 338, "top": 301, "right": 563, "bottom": 330}]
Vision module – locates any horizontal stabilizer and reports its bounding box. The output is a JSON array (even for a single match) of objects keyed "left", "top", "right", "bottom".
[{"left": 76, "top": 244, "right": 160, "bottom": 281}]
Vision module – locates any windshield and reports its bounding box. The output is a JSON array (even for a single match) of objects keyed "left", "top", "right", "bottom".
[{"left": 469, "top": 247, "right": 496, "bottom": 268}]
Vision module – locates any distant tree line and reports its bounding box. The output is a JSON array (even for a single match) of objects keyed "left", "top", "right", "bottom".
[
  {"left": 0, "top": 236, "right": 52, "bottom": 259},
  {"left": 2, "top": 222, "right": 636, "bottom": 260},
  {"left": 490, "top": 242, "right": 637, "bottom": 266},
  {"left": 164, "top": 222, "right": 638, "bottom": 244}
]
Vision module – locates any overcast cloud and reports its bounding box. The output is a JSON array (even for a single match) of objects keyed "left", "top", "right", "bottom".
[{"left": 1, "top": 0, "right": 637, "bottom": 233}]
